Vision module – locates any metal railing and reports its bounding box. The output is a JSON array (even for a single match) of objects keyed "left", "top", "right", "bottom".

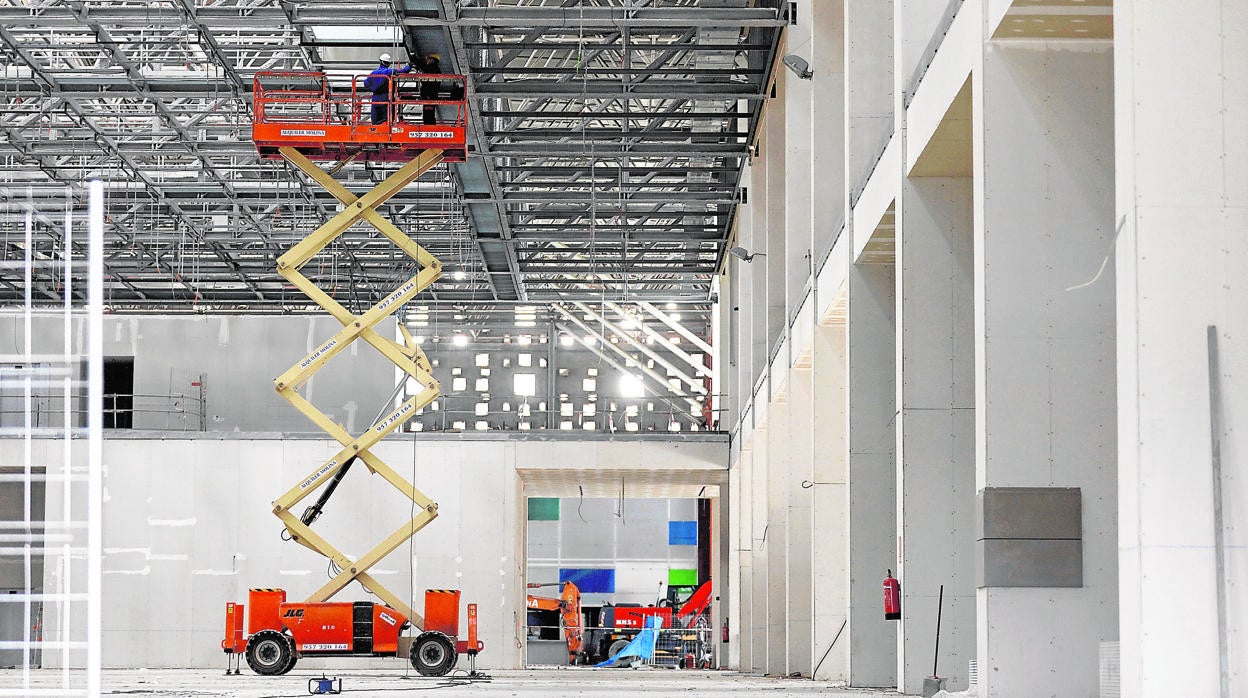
[
  {"left": 0, "top": 390, "right": 206, "bottom": 432},
  {"left": 408, "top": 392, "right": 730, "bottom": 433}
]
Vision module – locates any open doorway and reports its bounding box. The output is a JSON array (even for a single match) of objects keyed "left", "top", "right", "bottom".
[
  {"left": 524, "top": 496, "right": 715, "bottom": 668},
  {"left": 102, "top": 357, "right": 134, "bottom": 429}
]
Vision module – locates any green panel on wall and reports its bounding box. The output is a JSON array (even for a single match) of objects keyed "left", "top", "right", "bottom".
[
  {"left": 668, "top": 568, "right": 698, "bottom": 586},
  {"left": 528, "top": 497, "right": 560, "bottom": 521}
]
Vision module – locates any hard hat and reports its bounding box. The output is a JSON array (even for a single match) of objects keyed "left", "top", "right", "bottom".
[
  {"left": 427, "top": 52, "right": 441, "bottom": 60},
  {"left": 379, "top": 52, "right": 392, "bottom": 64}
]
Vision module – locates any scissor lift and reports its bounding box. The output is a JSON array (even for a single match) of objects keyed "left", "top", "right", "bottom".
[{"left": 221, "top": 71, "right": 482, "bottom": 678}]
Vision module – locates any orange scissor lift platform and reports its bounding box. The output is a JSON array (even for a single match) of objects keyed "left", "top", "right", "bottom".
[
  {"left": 251, "top": 71, "right": 469, "bottom": 163},
  {"left": 223, "top": 70, "right": 482, "bottom": 679}
]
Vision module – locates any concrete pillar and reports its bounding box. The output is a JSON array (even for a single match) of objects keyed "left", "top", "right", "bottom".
[
  {"left": 973, "top": 40, "right": 1118, "bottom": 697},
  {"left": 811, "top": 0, "right": 846, "bottom": 256},
  {"left": 765, "top": 400, "right": 789, "bottom": 675},
  {"left": 732, "top": 445, "right": 753, "bottom": 670},
  {"left": 785, "top": 368, "right": 815, "bottom": 676},
  {"left": 894, "top": 177, "right": 976, "bottom": 692},
  {"left": 765, "top": 71, "right": 787, "bottom": 345},
  {"left": 812, "top": 322, "right": 849, "bottom": 681},
  {"left": 786, "top": 1, "right": 815, "bottom": 311},
  {"left": 741, "top": 160, "right": 767, "bottom": 397},
  {"left": 1115, "top": 1, "right": 1248, "bottom": 695},
  {"left": 845, "top": 262, "right": 897, "bottom": 687},
  {"left": 845, "top": 0, "right": 897, "bottom": 684},
  {"left": 713, "top": 484, "right": 729, "bottom": 669},
  {"left": 896, "top": 0, "right": 953, "bottom": 100},
  {"left": 846, "top": 0, "right": 894, "bottom": 190},
  {"left": 750, "top": 427, "right": 770, "bottom": 671}
]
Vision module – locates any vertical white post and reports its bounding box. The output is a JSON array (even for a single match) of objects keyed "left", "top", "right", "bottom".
[
  {"left": 62, "top": 190, "right": 72, "bottom": 687},
  {"left": 87, "top": 180, "right": 104, "bottom": 696},
  {"left": 23, "top": 205, "right": 33, "bottom": 694}
]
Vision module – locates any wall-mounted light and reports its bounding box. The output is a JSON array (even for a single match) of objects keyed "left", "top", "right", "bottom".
[
  {"left": 728, "top": 246, "right": 766, "bottom": 263},
  {"left": 782, "top": 54, "right": 813, "bottom": 80}
]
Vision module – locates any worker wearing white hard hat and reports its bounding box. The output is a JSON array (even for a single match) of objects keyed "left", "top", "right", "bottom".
[{"left": 364, "top": 52, "right": 413, "bottom": 124}]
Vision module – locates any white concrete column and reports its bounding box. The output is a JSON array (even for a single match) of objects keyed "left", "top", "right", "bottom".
[
  {"left": 750, "top": 427, "right": 770, "bottom": 671},
  {"left": 765, "top": 400, "right": 790, "bottom": 675},
  {"left": 844, "top": 0, "right": 896, "bottom": 681},
  {"left": 786, "top": 1, "right": 815, "bottom": 311},
  {"left": 894, "top": 177, "right": 976, "bottom": 693},
  {"left": 811, "top": 0, "right": 846, "bottom": 256},
  {"left": 737, "top": 161, "right": 765, "bottom": 398},
  {"left": 846, "top": 0, "right": 894, "bottom": 190},
  {"left": 1116, "top": 2, "right": 1248, "bottom": 695},
  {"left": 845, "top": 262, "right": 897, "bottom": 687},
  {"left": 713, "top": 486, "right": 728, "bottom": 669},
  {"left": 733, "top": 445, "right": 754, "bottom": 670},
  {"left": 750, "top": 155, "right": 769, "bottom": 388},
  {"left": 973, "top": 39, "right": 1118, "bottom": 697},
  {"left": 785, "top": 368, "right": 815, "bottom": 676},
  {"left": 765, "top": 70, "right": 788, "bottom": 345},
  {"left": 812, "top": 322, "right": 849, "bottom": 681}
]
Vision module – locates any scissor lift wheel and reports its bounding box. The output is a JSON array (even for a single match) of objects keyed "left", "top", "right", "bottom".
[
  {"left": 245, "top": 630, "right": 295, "bottom": 676},
  {"left": 410, "top": 631, "right": 457, "bottom": 677}
]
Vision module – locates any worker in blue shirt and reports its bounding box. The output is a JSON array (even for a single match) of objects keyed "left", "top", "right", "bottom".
[{"left": 363, "top": 53, "right": 412, "bottom": 125}]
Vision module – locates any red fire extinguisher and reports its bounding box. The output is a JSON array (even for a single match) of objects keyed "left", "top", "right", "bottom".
[
  {"left": 883, "top": 569, "right": 901, "bottom": 620},
  {"left": 721, "top": 617, "right": 729, "bottom": 643}
]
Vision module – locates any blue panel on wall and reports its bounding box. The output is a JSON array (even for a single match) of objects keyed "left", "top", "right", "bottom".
[
  {"left": 668, "top": 520, "right": 697, "bottom": 546},
  {"left": 559, "top": 568, "right": 615, "bottom": 593}
]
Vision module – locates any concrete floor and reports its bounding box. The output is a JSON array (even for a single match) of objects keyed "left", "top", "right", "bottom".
[{"left": 0, "top": 668, "right": 906, "bottom": 697}]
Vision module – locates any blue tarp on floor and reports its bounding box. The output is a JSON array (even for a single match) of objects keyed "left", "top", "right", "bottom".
[{"left": 595, "top": 615, "right": 663, "bottom": 667}]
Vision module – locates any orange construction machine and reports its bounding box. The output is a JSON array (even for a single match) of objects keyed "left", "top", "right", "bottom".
[
  {"left": 222, "top": 69, "right": 482, "bottom": 678},
  {"left": 526, "top": 582, "right": 584, "bottom": 664},
  {"left": 223, "top": 589, "right": 482, "bottom": 676}
]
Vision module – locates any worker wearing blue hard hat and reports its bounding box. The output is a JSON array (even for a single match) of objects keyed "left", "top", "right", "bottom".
[{"left": 364, "top": 52, "right": 413, "bottom": 125}]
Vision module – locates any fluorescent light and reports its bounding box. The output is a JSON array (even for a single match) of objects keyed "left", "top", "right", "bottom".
[
  {"left": 619, "top": 374, "right": 645, "bottom": 398},
  {"left": 453, "top": 270, "right": 467, "bottom": 281},
  {"left": 560, "top": 334, "right": 574, "bottom": 347},
  {"left": 453, "top": 333, "right": 469, "bottom": 347}
]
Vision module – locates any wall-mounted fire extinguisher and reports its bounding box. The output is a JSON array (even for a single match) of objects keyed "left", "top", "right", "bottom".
[
  {"left": 722, "top": 616, "right": 729, "bottom": 643},
  {"left": 883, "top": 569, "right": 901, "bottom": 620}
]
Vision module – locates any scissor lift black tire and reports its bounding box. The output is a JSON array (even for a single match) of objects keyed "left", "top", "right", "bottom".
[
  {"left": 246, "top": 630, "right": 296, "bottom": 676},
  {"left": 410, "top": 631, "right": 457, "bottom": 677}
]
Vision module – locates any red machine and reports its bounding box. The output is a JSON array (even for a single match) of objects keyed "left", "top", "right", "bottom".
[
  {"left": 612, "top": 579, "right": 713, "bottom": 631},
  {"left": 591, "top": 580, "right": 714, "bottom": 667},
  {"left": 251, "top": 71, "right": 468, "bottom": 163},
  {"left": 222, "top": 588, "right": 483, "bottom": 677},
  {"left": 883, "top": 570, "right": 901, "bottom": 620}
]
